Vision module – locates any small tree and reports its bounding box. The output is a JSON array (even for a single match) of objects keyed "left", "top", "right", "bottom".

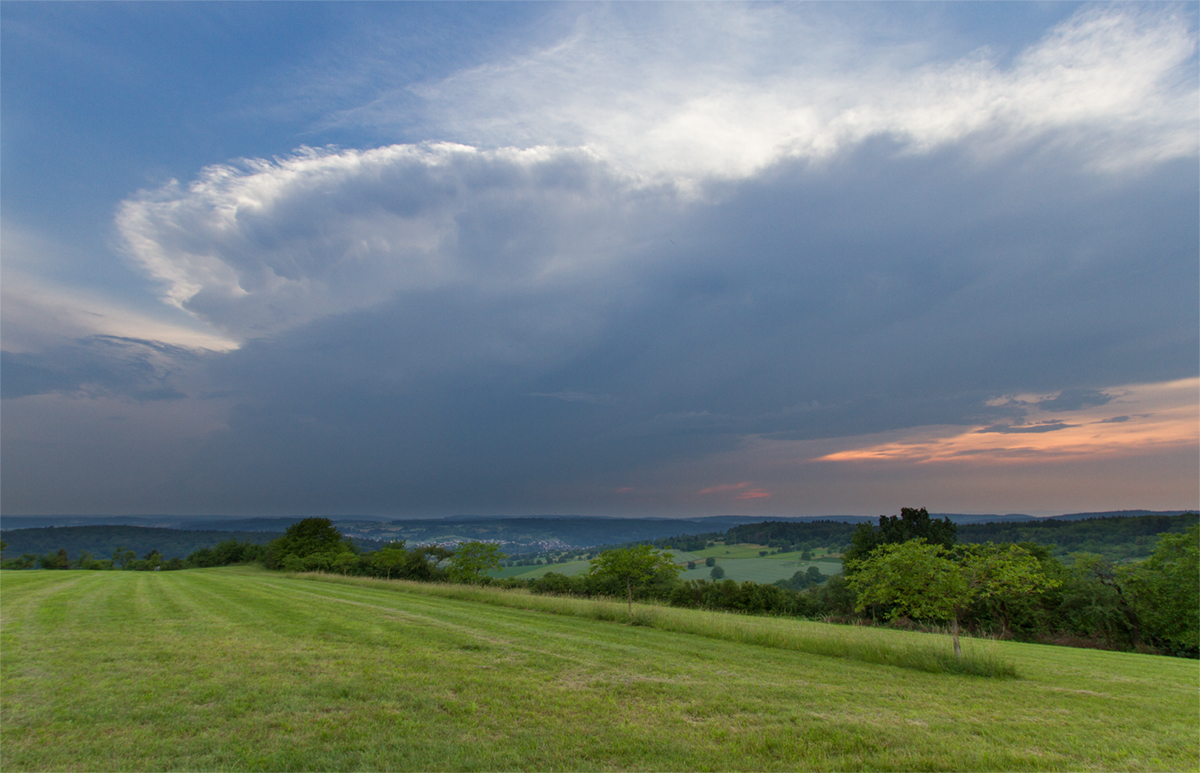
[
  {"left": 705, "top": 556, "right": 717, "bottom": 567},
  {"left": 39, "top": 549, "right": 70, "bottom": 570},
  {"left": 371, "top": 543, "right": 408, "bottom": 580},
  {"left": 265, "top": 518, "right": 344, "bottom": 570},
  {"left": 848, "top": 540, "right": 1054, "bottom": 659},
  {"left": 589, "top": 545, "right": 680, "bottom": 614},
  {"left": 710, "top": 565, "right": 726, "bottom": 580},
  {"left": 448, "top": 542, "right": 506, "bottom": 584},
  {"left": 332, "top": 551, "right": 359, "bottom": 576},
  {"left": 112, "top": 547, "right": 136, "bottom": 569}
]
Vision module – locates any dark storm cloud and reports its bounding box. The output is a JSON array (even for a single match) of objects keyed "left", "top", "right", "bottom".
[{"left": 145, "top": 138, "right": 1197, "bottom": 513}]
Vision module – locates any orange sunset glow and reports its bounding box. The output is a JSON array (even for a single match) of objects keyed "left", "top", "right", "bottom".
[{"left": 816, "top": 379, "right": 1199, "bottom": 466}]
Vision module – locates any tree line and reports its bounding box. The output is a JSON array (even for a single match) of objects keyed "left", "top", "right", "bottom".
[
  {"left": 1, "top": 537, "right": 269, "bottom": 571},
  {"left": 0, "top": 525, "right": 280, "bottom": 566}
]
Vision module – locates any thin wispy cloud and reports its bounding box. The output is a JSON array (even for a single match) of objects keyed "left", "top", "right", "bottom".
[{"left": 400, "top": 5, "right": 1197, "bottom": 180}]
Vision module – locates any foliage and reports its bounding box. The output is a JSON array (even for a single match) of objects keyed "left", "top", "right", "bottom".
[
  {"left": 848, "top": 540, "right": 1056, "bottom": 658},
  {"left": 588, "top": 545, "right": 681, "bottom": 613},
  {"left": 369, "top": 542, "right": 408, "bottom": 580},
  {"left": 721, "top": 520, "right": 861, "bottom": 550},
  {"left": 187, "top": 539, "right": 266, "bottom": 568},
  {"left": 448, "top": 542, "right": 506, "bottom": 584},
  {"left": 958, "top": 512, "right": 1198, "bottom": 560},
  {"left": 806, "top": 573, "right": 858, "bottom": 617},
  {"left": 774, "top": 565, "right": 827, "bottom": 592},
  {"left": 37, "top": 548, "right": 70, "bottom": 570},
  {"left": 669, "top": 579, "right": 816, "bottom": 617},
  {"left": 0, "top": 525, "right": 280, "bottom": 562},
  {"left": 1120, "top": 523, "right": 1200, "bottom": 656},
  {"left": 1052, "top": 553, "right": 1136, "bottom": 646},
  {"left": 263, "top": 518, "right": 347, "bottom": 570},
  {"left": 843, "top": 507, "right": 958, "bottom": 569}
]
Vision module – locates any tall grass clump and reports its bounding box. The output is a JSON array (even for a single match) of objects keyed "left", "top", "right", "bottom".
[{"left": 299, "top": 572, "right": 1018, "bottom": 678}]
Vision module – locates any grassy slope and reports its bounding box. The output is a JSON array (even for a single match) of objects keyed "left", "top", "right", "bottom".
[{"left": 2, "top": 567, "right": 1196, "bottom": 772}]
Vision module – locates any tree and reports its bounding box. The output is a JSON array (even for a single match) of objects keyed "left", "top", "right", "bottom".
[
  {"left": 448, "top": 542, "right": 506, "bottom": 584},
  {"left": 397, "top": 545, "right": 452, "bottom": 581},
  {"left": 588, "top": 545, "right": 681, "bottom": 614},
  {"left": 1056, "top": 553, "right": 1134, "bottom": 646},
  {"left": 371, "top": 542, "right": 408, "bottom": 580},
  {"left": 843, "top": 507, "right": 957, "bottom": 569},
  {"left": 140, "top": 549, "right": 164, "bottom": 570},
  {"left": 775, "top": 566, "right": 826, "bottom": 592},
  {"left": 39, "top": 548, "right": 70, "bottom": 570},
  {"left": 705, "top": 556, "right": 716, "bottom": 567},
  {"left": 1121, "top": 524, "right": 1199, "bottom": 655},
  {"left": 710, "top": 565, "right": 726, "bottom": 580},
  {"left": 332, "top": 551, "right": 359, "bottom": 576},
  {"left": 71, "top": 551, "right": 95, "bottom": 570},
  {"left": 264, "top": 518, "right": 344, "bottom": 570},
  {"left": 848, "top": 539, "right": 1054, "bottom": 659}
]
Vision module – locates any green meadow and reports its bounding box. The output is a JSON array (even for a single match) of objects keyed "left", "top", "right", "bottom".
[
  {"left": 3, "top": 567, "right": 1197, "bottom": 772},
  {"left": 494, "top": 543, "right": 842, "bottom": 584}
]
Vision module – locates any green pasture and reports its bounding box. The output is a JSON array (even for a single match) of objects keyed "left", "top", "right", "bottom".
[
  {"left": 494, "top": 545, "right": 842, "bottom": 583},
  {"left": 492, "top": 559, "right": 593, "bottom": 579},
  {"left": 3, "top": 567, "right": 1196, "bottom": 772},
  {"left": 678, "top": 557, "right": 842, "bottom": 583},
  {"left": 689, "top": 544, "right": 839, "bottom": 561}
]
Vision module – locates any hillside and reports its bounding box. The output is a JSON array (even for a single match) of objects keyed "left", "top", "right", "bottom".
[{"left": 3, "top": 566, "right": 1195, "bottom": 771}]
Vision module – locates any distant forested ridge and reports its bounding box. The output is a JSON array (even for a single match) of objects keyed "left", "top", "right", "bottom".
[
  {"left": 0, "top": 525, "right": 281, "bottom": 561},
  {"left": 655, "top": 512, "right": 1198, "bottom": 561},
  {"left": 958, "top": 513, "right": 1198, "bottom": 559}
]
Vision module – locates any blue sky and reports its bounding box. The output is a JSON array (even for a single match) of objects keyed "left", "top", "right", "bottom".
[{"left": 2, "top": 2, "right": 1197, "bottom": 517}]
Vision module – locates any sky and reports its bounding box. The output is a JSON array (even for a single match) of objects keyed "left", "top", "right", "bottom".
[{"left": 2, "top": 2, "right": 1197, "bottom": 519}]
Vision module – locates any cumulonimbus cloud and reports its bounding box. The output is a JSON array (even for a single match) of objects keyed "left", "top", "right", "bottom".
[
  {"left": 116, "top": 5, "right": 1196, "bottom": 344},
  {"left": 117, "top": 144, "right": 648, "bottom": 339}
]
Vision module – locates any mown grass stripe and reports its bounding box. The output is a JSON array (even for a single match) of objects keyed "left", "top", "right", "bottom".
[{"left": 298, "top": 572, "right": 1018, "bottom": 677}]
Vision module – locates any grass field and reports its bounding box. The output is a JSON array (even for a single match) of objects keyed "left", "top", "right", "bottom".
[
  {"left": 677, "top": 558, "right": 842, "bottom": 583},
  {"left": 3, "top": 567, "right": 1197, "bottom": 771}
]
